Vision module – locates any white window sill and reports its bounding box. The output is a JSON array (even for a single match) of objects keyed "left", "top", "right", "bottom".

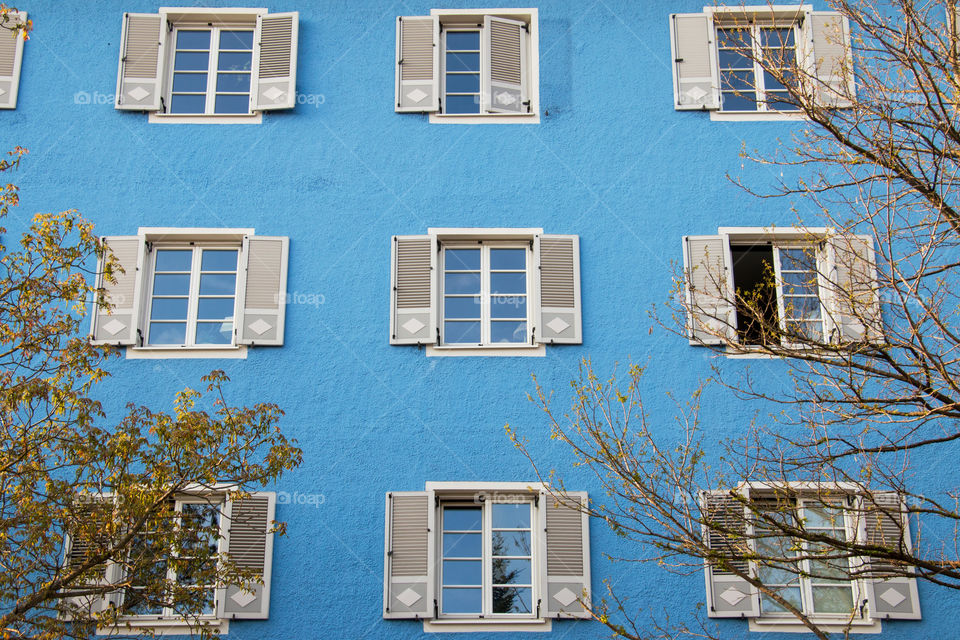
[
  {"left": 148, "top": 113, "right": 263, "bottom": 125},
  {"left": 423, "top": 618, "right": 551, "bottom": 633},
  {"left": 98, "top": 618, "right": 228, "bottom": 636},
  {"left": 709, "top": 110, "right": 807, "bottom": 122},
  {"left": 125, "top": 346, "right": 248, "bottom": 360},
  {"left": 426, "top": 345, "right": 545, "bottom": 357},
  {"left": 429, "top": 113, "right": 540, "bottom": 125},
  {"left": 749, "top": 617, "right": 880, "bottom": 634}
]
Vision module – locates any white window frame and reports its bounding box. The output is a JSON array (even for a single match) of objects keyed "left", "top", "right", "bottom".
[
  {"left": 165, "top": 25, "right": 255, "bottom": 117},
  {"left": 429, "top": 8, "right": 540, "bottom": 125},
  {"left": 715, "top": 21, "right": 802, "bottom": 114}
]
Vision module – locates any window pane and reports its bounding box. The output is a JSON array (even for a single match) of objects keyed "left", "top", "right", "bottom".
[
  {"left": 721, "top": 70, "right": 755, "bottom": 92},
  {"left": 767, "top": 93, "right": 801, "bottom": 111},
  {"left": 444, "top": 507, "right": 482, "bottom": 531},
  {"left": 783, "top": 296, "right": 822, "bottom": 320},
  {"left": 444, "top": 272, "right": 481, "bottom": 295},
  {"left": 490, "top": 248, "right": 526, "bottom": 270},
  {"left": 153, "top": 274, "right": 191, "bottom": 296},
  {"left": 443, "top": 560, "right": 481, "bottom": 585},
  {"left": 444, "top": 296, "right": 481, "bottom": 319},
  {"left": 170, "top": 94, "right": 207, "bottom": 114},
  {"left": 446, "top": 52, "right": 480, "bottom": 72},
  {"left": 201, "top": 249, "right": 238, "bottom": 272},
  {"left": 721, "top": 91, "right": 758, "bottom": 111},
  {"left": 492, "top": 587, "right": 532, "bottom": 614},
  {"left": 215, "top": 94, "right": 250, "bottom": 114},
  {"left": 443, "top": 532, "right": 482, "bottom": 557},
  {"left": 176, "top": 30, "right": 210, "bottom": 49},
  {"left": 173, "top": 72, "right": 208, "bottom": 92},
  {"left": 445, "top": 73, "right": 480, "bottom": 93},
  {"left": 445, "top": 249, "right": 480, "bottom": 270},
  {"left": 217, "top": 51, "right": 252, "bottom": 71},
  {"left": 492, "top": 531, "right": 531, "bottom": 556},
  {"left": 148, "top": 322, "right": 187, "bottom": 345},
  {"left": 442, "top": 588, "right": 481, "bottom": 614},
  {"left": 781, "top": 269, "right": 818, "bottom": 289},
  {"left": 492, "top": 503, "right": 531, "bottom": 529},
  {"left": 491, "top": 321, "right": 526, "bottom": 343},
  {"left": 122, "top": 589, "right": 165, "bottom": 616},
  {"left": 491, "top": 296, "right": 526, "bottom": 319},
  {"left": 805, "top": 505, "right": 845, "bottom": 529},
  {"left": 492, "top": 558, "right": 530, "bottom": 585},
  {"left": 780, "top": 247, "right": 817, "bottom": 271},
  {"left": 761, "top": 27, "right": 795, "bottom": 48},
  {"left": 445, "top": 95, "right": 480, "bottom": 114},
  {"left": 219, "top": 30, "right": 253, "bottom": 50},
  {"left": 156, "top": 250, "right": 193, "bottom": 271},
  {"left": 717, "top": 28, "right": 751, "bottom": 48},
  {"left": 718, "top": 48, "right": 753, "bottom": 69},
  {"left": 216, "top": 73, "right": 251, "bottom": 93},
  {"left": 812, "top": 586, "right": 855, "bottom": 614},
  {"left": 491, "top": 273, "right": 526, "bottom": 294},
  {"left": 195, "top": 321, "right": 233, "bottom": 344},
  {"left": 151, "top": 297, "right": 189, "bottom": 320},
  {"left": 444, "top": 321, "right": 481, "bottom": 344},
  {"left": 199, "top": 273, "right": 237, "bottom": 296},
  {"left": 175, "top": 51, "right": 210, "bottom": 72},
  {"left": 446, "top": 31, "right": 480, "bottom": 50},
  {"left": 197, "top": 298, "right": 235, "bottom": 320},
  {"left": 760, "top": 587, "right": 803, "bottom": 614}
]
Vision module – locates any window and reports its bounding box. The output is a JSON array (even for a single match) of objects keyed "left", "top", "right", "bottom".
[
  {"left": 390, "top": 229, "right": 581, "bottom": 355},
  {"left": 669, "top": 6, "right": 854, "bottom": 117},
  {"left": 90, "top": 229, "right": 289, "bottom": 357},
  {"left": 0, "top": 10, "right": 27, "bottom": 109},
  {"left": 114, "top": 9, "right": 298, "bottom": 122},
  {"left": 682, "top": 228, "right": 881, "bottom": 350},
  {"left": 383, "top": 483, "right": 591, "bottom": 631},
  {"left": 701, "top": 485, "right": 921, "bottom": 632},
  {"left": 395, "top": 9, "right": 540, "bottom": 123}
]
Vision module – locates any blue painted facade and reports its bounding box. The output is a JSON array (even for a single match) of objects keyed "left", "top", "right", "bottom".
[{"left": 7, "top": 1, "right": 951, "bottom": 638}]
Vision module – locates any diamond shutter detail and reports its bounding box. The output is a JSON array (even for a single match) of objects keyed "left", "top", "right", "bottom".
[
  {"left": 683, "top": 235, "right": 735, "bottom": 345},
  {"left": 237, "top": 236, "right": 288, "bottom": 346},
  {"left": 670, "top": 13, "right": 720, "bottom": 110},
  {"left": 825, "top": 234, "right": 881, "bottom": 344},
  {"left": 863, "top": 492, "right": 921, "bottom": 620},
  {"left": 61, "top": 499, "right": 120, "bottom": 619},
  {"left": 253, "top": 12, "right": 299, "bottom": 111},
  {"left": 483, "top": 16, "right": 527, "bottom": 114},
  {"left": 536, "top": 234, "right": 582, "bottom": 344},
  {"left": 701, "top": 491, "right": 760, "bottom": 618},
  {"left": 390, "top": 235, "right": 435, "bottom": 345},
  {"left": 806, "top": 11, "right": 854, "bottom": 108},
  {"left": 383, "top": 491, "right": 434, "bottom": 619},
  {"left": 540, "top": 491, "right": 591, "bottom": 618},
  {"left": 0, "top": 11, "right": 26, "bottom": 109},
  {"left": 395, "top": 16, "right": 439, "bottom": 113},
  {"left": 90, "top": 236, "right": 145, "bottom": 346},
  {"left": 115, "top": 13, "right": 164, "bottom": 111},
  {"left": 217, "top": 492, "right": 275, "bottom": 619}
]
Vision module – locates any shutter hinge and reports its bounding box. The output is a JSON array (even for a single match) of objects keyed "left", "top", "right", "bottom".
[
  {"left": 167, "top": 20, "right": 173, "bottom": 32},
  {"left": 528, "top": 238, "right": 534, "bottom": 249},
  {"left": 435, "top": 494, "right": 440, "bottom": 507},
  {"left": 534, "top": 494, "right": 539, "bottom": 507},
  {"left": 675, "top": 57, "right": 683, "bottom": 63},
  {"left": 136, "top": 328, "right": 144, "bottom": 347},
  {"left": 434, "top": 599, "right": 439, "bottom": 618},
  {"left": 146, "top": 241, "right": 153, "bottom": 252},
  {"left": 523, "top": 23, "right": 529, "bottom": 32},
  {"left": 536, "top": 598, "right": 541, "bottom": 617},
  {"left": 436, "top": 327, "right": 441, "bottom": 346},
  {"left": 531, "top": 326, "right": 535, "bottom": 345},
  {"left": 160, "top": 96, "right": 166, "bottom": 114}
]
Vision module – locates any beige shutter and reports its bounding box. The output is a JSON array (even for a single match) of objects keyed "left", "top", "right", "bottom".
[
  {"left": 540, "top": 491, "right": 591, "bottom": 618},
  {"left": 395, "top": 16, "right": 439, "bottom": 112},
  {"left": 90, "top": 236, "right": 145, "bottom": 346},
  {"left": 383, "top": 491, "right": 434, "bottom": 619},
  {"left": 483, "top": 16, "right": 528, "bottom": 114},
  {"left": 253, "top": 12, "right": 299, "bottom": 111},
  {"left": 670, "top": 13, "right": 720, "bottom": 110},
  {"left": 115, "top": 13, "right": 165, "bottom": 111},
  {"left": 701, "top": 491, "right": 760, "bottom": 618},
  {"left": 217, "top": 492, "right": 276, "bottom": 619},
  {"left": 535, "top": 234, "right": 582, "bottom": 344},
  {"left": 237, "top": 236, "right": 288, "bottom": 346},
  {"left": 825, "top": 234, "right": 881, "bottom": 344},
  {"left": 862, "top": 492, "right": 921, "bottom": 620},
  {"left": 683, "top": 235, "right": 735, "bottom": 345},
  {"left": 390, "top": 235, "right": 436, "bottom": 345},
  {"left": 0, "top": 11, "right": 26, "bottom": 109},
  {"left": 60, "top": 498, "right": 121, "bottom": 619},
  {"left": 806, "top": 11, "right": 854, "bottom": 108}
]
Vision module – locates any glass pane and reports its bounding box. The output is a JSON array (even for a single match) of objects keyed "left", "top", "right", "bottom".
[
  {"left": 783, "top": 296, "right": 822, "bottom": 320},
  {"left": 216, "top": 73, "right": 251, "bottom": 93},
  {"left": 444, "top": 296, "right": 481, "bottom": 319},
  {"left": 445, "top": 95, "right": 480, "bottom": 114},
  {"left": 445, "top": 249, "right": 480, "bottom": 270},
  {"left": 805, "top": 505, "right": 845, "bottom": 529},
  {"left": 721, "top": 91, "right": 758, "bottom": 111},
  {"left": 156, "top": 250, "right": 193, "bottom": 271},
  {"left": 717, "top": 28, "right": 751, "bottom": 48},
  {"left": 197, "top": 298, "right": 235, "bottom": 320},
  {"left": 217, "top": 51, "right": 252, "bottom": 71},
  {"left": 444, "top": 321, "right": 481, "bottom": 344},
  {"left": 150, "top": 297, "right": 189, "bottom": 320},
  {"left": 215, "top": 94, "right": 250, "bottom": 114},
  {"left": 490, "top": 272, "right": 526, "bottom": 294},
  {"left": 445, "top": 73, "right": 480, "bottom": 93},
  {"left": 201, "top": 249, "right": 238, "bottom": 272},
  {"left": 444, "top": 507, "right": 482, "bottom": 531},
  {"left": 761, "top": 27, "right": 795, "bottom": 48},
  {"left": 176, "top": 30, "right": 210, "bottom": 49},
  {"left": 443, "top": 532, "right": 482, "bottom": 557},
  {"left": 490, "top": 248, "right": 526, "bottom": 270},
  {"left": 170, "top": 94, "right": 207, "bottom": 114},
  {"left": 444, "top": 272, "right": 480, "bottom": 295},
  {"left": 718, "top": 48, "right": 753, "bottom": 69},
  {"left": 443, "top": 560, "right": 481, "bottom": 585},
  {"left": 492, "top": 531, "right": 531, "bottom": 556},
  {"left": 199, "top": 273, "right": 237, "bottom": 296},
  {"left": 446, "top": 31, "right": 480, "bottom": 50},
  {"left": 446, "top": 52, "right": 480, "bottom": 72},
  {"left": 760, "top": 587, "right": 803, "bottom": 614},
  {"left": 198, "top": 589, "right": 216, "bottom": 615},
  {"left": 173, "top": 72, "right": 208, "bottom": 92},
  {"left": 763, "top": 71, "right": 789, "bottom": 92},
  {"left": 721, "top": 70, "right": 755, "bottom": 91},
  {"left": 492, "top": 587, "right": 532, "bottom": 614},
  {"left": 781, "top": 269, "right": 817, "bottom": 288},
  {"left": 122, "top": 589, "right": 165, "bottom": 616},
  {"left": 175, "top": 51, "right": 210, "bottom": 71},
  {"left": 786, "top": 320, "right": 823, "bottom": 341},
  {"left": 219, "top": 30, "right": 253, "bottom": 49},
  {"left": 812, "top": 586, "right": 855, "bottom": 614},
  {"left": 492, "top": 558, "right": 531, "bottom": 585},
  {"left": 148, "top": 322, "right": 186, "bottom": 345},
  {"left": 780, "top": 248, "right": 817, "bottom": 271},
  {"left": 153, "top": 274, "right": 191, "bottom": 296},
  {"left": 491, "top": 296, "right": 526, "bottom": 319},
  {"left": 195, "top": 321, "right": 233, "bottom": 344},
  {"left": 767, "top": 92, "right": 801, "bottom": 111},
  {"left": 490, "top": 321, "right": 526, "bottom": 343},
  {"left": 492, "top": 503, "right": 531, "bottom": 529},
  {"left": 442, "top": 587, "right": 481, "bottom": 614}
]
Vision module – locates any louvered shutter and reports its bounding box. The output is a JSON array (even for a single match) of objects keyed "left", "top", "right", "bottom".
[
  {"left": 670, "top": 14, "right": 720, "bottom": 110},
  {"left": 90, "top": 236, "right": 145, "bottom": 346},
  {"left": 390, "top": 235, "right": 436, "bottom": 345},
  {"left": 535, "top": 234, "right": 582, "bottom": 344},
  {"left": 217, "top": 492, "right": 275, "bottom": 619},
  {"left": 483, "top": 16, "right": 528, "bottom": 114},
  {"left": 61, "top": 498, "right": 121, "bottom": 618},
  {"left": 862, "top": 492, "right": 921, "bottom": 620},
  {"left": 0, "top": 11, "right": 26, "bottom": 109},
  {"left": 395, "top": 16, "right": 439, "bottom": 113},
  {"left": 237, "top": 236, "right": 288, "bottom": 346},
  {"left": 683, "top": 235, "right": 735, "bottom": 345},
  {"left": 825, "top": 234, "right": 881, "bottom": 344},
  {"left": 383, "top": 491, "right": 435, "bottom": 619},
  {"left": 253, "top": 12, "right": 298, "bottom": 111},
  {"left": 806, "top": 11, "right": 854, "bottom": 108},
  {"left": 540, "top": 491, "right": 590, "bottom": 618},
  {"left": 701, "top": 491, "right": 760, "bottom": 618},
  {"left": 115, "top": 13, "right": 165, "bottom": 111}
]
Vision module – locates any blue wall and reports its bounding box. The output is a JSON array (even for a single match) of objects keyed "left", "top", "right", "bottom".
[{"left": 7, "top": 1, "right": 950, "bottom": 638}]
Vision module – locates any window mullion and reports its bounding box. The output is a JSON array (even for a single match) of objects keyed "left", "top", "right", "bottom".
[
  {"left": 481, "top": 246, "right": 491, "bottom": 347},
  {"left": 483, "top": 501, "right": 492, "bottom": 617},
  {"left": 772, "top": 245, "right": 788, "bottom": 339},
  {"left": 753, "top": 25, "right": 766, "bottom": 111},
  {"left": 205, "top": 29, "right": 219, "bottom": 114},
  {"left": 186, "top": 248, "right": 202, "bottom": 346}
]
